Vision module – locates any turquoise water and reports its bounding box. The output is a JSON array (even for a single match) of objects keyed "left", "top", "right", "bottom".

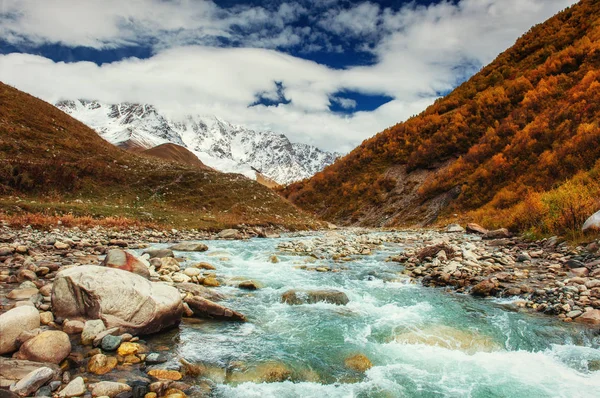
[{"left": 144, "top": 234, "right": 600, "bottom": 398}]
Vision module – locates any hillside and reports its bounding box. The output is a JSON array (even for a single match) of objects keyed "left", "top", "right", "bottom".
[
  {"left": 282, "top": 0, "right": 600, "bottom": 237},
  {"left": 141, "top": 143, "right": 211, "bottom": 169},
  {"left": 0, "top": 82, "right": 320, "bottom": 230},
  {"left": 56, "top": 100, "right": 341, "bottom": 185}
]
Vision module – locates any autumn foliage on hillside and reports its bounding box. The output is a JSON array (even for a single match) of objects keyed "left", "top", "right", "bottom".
[{"left": 283, "top": 0, "right": 600, "bottom": 236}]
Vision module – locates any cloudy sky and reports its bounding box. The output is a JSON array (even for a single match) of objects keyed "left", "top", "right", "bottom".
[{"left": 0, "top": 0, "right": 577, "bottom": 152}]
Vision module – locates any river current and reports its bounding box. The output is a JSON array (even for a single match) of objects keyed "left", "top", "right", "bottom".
[{"left": 140, "top": 233, "right": 600, "bottom": 398}]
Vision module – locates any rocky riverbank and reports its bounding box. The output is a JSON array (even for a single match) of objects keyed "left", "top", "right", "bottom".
[{"left": 1, "top": 223, "right": 599, "bottom": 397}]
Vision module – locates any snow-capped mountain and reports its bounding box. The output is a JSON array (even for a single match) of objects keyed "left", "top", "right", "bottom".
[{"left": 55, "top": 100, "right": 341, "bottom": 184}]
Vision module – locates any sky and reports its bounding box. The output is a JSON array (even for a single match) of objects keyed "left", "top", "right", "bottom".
[{"left": 0, "top": 0, "right": 578, "bottom": 153}]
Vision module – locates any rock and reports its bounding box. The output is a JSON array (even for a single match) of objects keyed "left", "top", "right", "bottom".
[
  {"left": 142, "top": 249, "right": 174, "bottom": 259},
  {"left": 217, "top": 229, "right": 242, "bottom": 240},
  {"left": 176, "top": 283, "right": 225, "bottom": 301},
  {"left": 395, "top": 325, "right": 500, "bottom": 354},
  {"left": 570, "top": 267, "right": 589, "bottom": 277},
  {"left": 52, "top": 265, "right": 183, "bottom": 335},
  {"left": 54, "top": 242, "right": 70, "bottom": 250},
  {"left": 169, "top": 243, "right": 208, "bottom": 252},
  {"left": 417, "top": 244, "right": 455, "bottom": 261},
  {"left": 201, "top": 277, "right": 220, "bottom": 287},
  {"left": 15, "top": 331, "right": 71, "bottom": 364},
  {"left": 59, "top": 377, "right": 86, "bottom": 398},
  {"left": 238, "top": 280, "right": 261, "bottom": 290},
  {"left": 470, "top": 279, "right": 498, "bottom": 297},
  {"left": 7, "top": 287, "right": 39, "bottom": 300},
  {"left": 145, "top": 353, "right": 168, "bottom": 365},
  {"left": 583, "top": 210, "right": 600, "bottom": 232},
  {"left": 0, "top": 306, "right": 40, "bottom": 354},
  {"left": 39, "top": 312, "right": 54, "bottom": 325},
  {"left": 281, "top": 289, "right": 349, "bottom": 305},
  {"left": 87, "top": 354, "right": 117, "bottom": 375},
  {"left": 270, "top": 255, "right": 279, "bottom": 263},
  {"left": 101, "top": 335, "right": 122, "bottom": 352},
  {"left": 566, "top": 259, "right": 586, "bottom": 269},
  {"left": 147, "top": 370, "right": 182, "bottom": 381},
  {"left": 466, "top": 223, "right": 488, "bottom": 235},
  {"left": 182, "top": 268, "right": 201, "bottom": 277},
  {"left": 228, "top": 362, "right": 291, "bottom": 384},
  {"left": 9, "top": 367, "right": 55, "bottom": 397},
  {"left": 91, "top": 382, "right": 131, "bottom": 398},
  {"left": 0, "top": 359, "right": 60, "bottom": 389},
  {"left": 63, "top": 320, "right": 85, "bottom": 335},
  {"left": 566, "top": 310, "right": 583, "bottom": 319},
  {"left": 92, "top": 328, "right": 120, "bottom": 347},
  {"left": 446, "top": 224, "right": 465, "bottom": 233},
  {"left": 117, "top": 342, "right": 142, "bottom": 356},
  {"left": 193, "top": 262, "right": 216, "bottom": 270},
  {"left": 344, "top": 354, "right": 373, "bottom": 372},
  {"left": 483, "top": 229, "right": 510, "bottom": 239},
  {"left": 184, "top": 296, "right": 246, "bottom": 321},
  {"left": 171, "top": 273, "right": 191, "bottom": 284},
  {"left": 82, "top": 320, "right": 106, "bottom": 345},
  {"left": 101, "top": 249, "right": 150, "bottom": 279},
  {"left": 576, "top": 309, "right": 600, "bottom": 325}
]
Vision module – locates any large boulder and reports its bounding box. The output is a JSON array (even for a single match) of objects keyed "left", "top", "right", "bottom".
[
  {"left": 281, "top": 289, "right": 349, "bottom": 305},
  {"left": 184, "top": 296, "right": 246, "bottom": 321},
  {"left": 101, "top": 249, "right": 150, "bottom": 279},
  {"left": 52, "top": 265, "right": 183, "bottom": 335},
  {"left": 470, "top": 278, "right": 499, "bottom": 297},
  {"left": 169, "top": 242, "right": 208, "bottom": 252},
  {"left": 14, "top": 331, "right": 71, "bottom": 364},
  {"left": 576, "top": 309, "right": 600, "bottom": 325},
  {"left": 583, "top": 210, "right": 600, "bottom": 232},
  {"left": 483, "top": 228, "right": 510, "bottom": 240},
  {"left": 0, "top": 306, "right": 40, "bottom": 354}
]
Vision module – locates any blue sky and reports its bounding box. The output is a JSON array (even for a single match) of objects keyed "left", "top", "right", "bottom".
[{"left": 0, "top": 0, "right": 577, "bottom": 151}]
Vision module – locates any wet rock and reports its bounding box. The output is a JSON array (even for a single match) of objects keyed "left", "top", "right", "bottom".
[
  {"left": 281, "top": 289, "right": 349, "bottom": 305},
  {"left": 395, "top": 325, "right": 500, "bottom": 354},
  {"left": 58, "top": 376, "right": 86, "bottom": 398},
  {"left": 466, "top": 223, "right": 488, "bottom": 235},
  {"left": 87, "top": 354, "right": 117, "bottom": 375},
  {"left": 182, "top": 268, "right": 201, "bottom": 277},
  {"left": 201, "top": 276, "right": 220, "bottom": 287},
  {"left": 0, "top": 306, "right": 40, "bottom": 354},
  {"left": 39, "top": 312, "right": 54, "bottom": 325},
  {"left": 101, "top": 249, "right": 150, "bottom": 279},
  {"left": 344, "top": 354, "right": 373, "bottom": 373},
  {"left": 193, "top": 262, "right": 216, "bottom": 270},
  {"left": 101, "top": 335, "right": 122, "bottom": 352},
  {"left": 0, "top": 359, "right": 60, "bottom": 389},
  {"left": 470, "top": 279, "right": 499, "bottom": 297},
  {"left": 576, "top": 309, "right": 600, "bottom": 325},
  {"left": 142, "top": 249, "right": 174, "bottom": 259},
  {"left": 52, "top": 265, "right": 183, "bottom": 335},
  {"left": 82, "top": 320, "right": 106, "bottom": 345},
  {"left": 176, "top": 283, "right": 225, "bottom": 301},
  {"left": 91, "top": 382, "right": 131, "bottom": 398},
  {"left": 570, "top": 267, "right": 589, "bottom": 277},
  {"left": 15, "top": 331, "right": 71, "bottom": 364},
  {"left": 145, "top": 353, "right": 168, "bottom": 365},
  {"left": 147, "top": 370, "right": 182, "bottom": 381},
  {"left": 92, "top": 327, "right": 120, "bottom": 347},
  {"left": 228, "top": 362, "right": 291, "bottom": 384},
  {"left": 238, "top": 280, "right": 261, "bottom": 290},
  {"left": 9, "top": 367, "right": 54, "bottom": 397},
  {"left": 184, "top": 296, "right": 246, "bottom": 321},
  {"left": 169, "top": 243, "right": 208, "bottom": 252},
  {"left": 117, "top": 342, "right": 143, "bottom": 356}
]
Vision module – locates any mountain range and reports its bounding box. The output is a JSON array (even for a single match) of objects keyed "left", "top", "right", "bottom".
[{"left": 55, "top": 100, "right": 341, "bottom": 185}]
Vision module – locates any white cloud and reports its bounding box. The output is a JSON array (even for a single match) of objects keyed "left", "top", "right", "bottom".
[{"left": 0, "top": 0, "right": 578, "bottom": 153}]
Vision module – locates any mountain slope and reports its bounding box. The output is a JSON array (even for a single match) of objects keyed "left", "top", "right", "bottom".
[
  {"left": 0, "top": 82, "right": 319, "bottom": 230},
  {"left": 141, "top": 143, "right": 211, "bottom": 169},
  {"left": 56, "top": 100, "right": 340, "bottom": 185},
  {"left": 282, "top": 0, "right": 600, "bottom": 234}
]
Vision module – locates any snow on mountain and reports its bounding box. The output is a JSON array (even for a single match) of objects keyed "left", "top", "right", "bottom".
[{"left": 56, "top": 100, "right": 341, "bottom": 184}]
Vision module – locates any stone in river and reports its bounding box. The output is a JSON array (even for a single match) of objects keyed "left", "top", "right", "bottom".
[
  {"left": 9, "top": 367, "right": 55, "bottom": 397},
  {"left": 14, "top": 331, "right": 71, "bottom": 364},
  {"left": 101, "top": 249, "right": 150, "bottom": 279},
  {"left": 169, "top": 243, "right": 208, "bottom": 252},
  {"left": 58, "top": 376, "right": 86, "bottom": 398},
  {"left": 344, "top": 354, "right": 373, "bottom": 373},
  {"left": 90, "top": 381, "right": 131, "bottom": 398},
  {"left": 81, "top": 320, "right": 106, "bottom": 345},
  {"left": 576, "top": 309, "right": 600, "bottom": 325},
  {"left": 184, "top": 296, "right": 246, "bottom": 321},
  {"left": 281, "top": 289, "right": 349, "bottom": 305},
  {"left": 87, "top": 354, "right": 117, "bottom": 375},
  {"left": 142, "top": 249, "right": 174, "bottom": 259},
  {"left": 470, "top": 279, "right": 498, "bottom": 297}
]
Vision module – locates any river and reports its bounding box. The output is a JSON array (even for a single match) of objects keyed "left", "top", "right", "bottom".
[{"left": 141, "top": 232, "right": 600, "bottom": 398}]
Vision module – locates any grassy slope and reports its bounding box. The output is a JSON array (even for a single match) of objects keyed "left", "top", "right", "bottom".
[
  {"left": 0, "top": 82, "right": 320, "bottom": 230},
  {"left": 282, "top": 0, "right": 600, "bottom": 236}
]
